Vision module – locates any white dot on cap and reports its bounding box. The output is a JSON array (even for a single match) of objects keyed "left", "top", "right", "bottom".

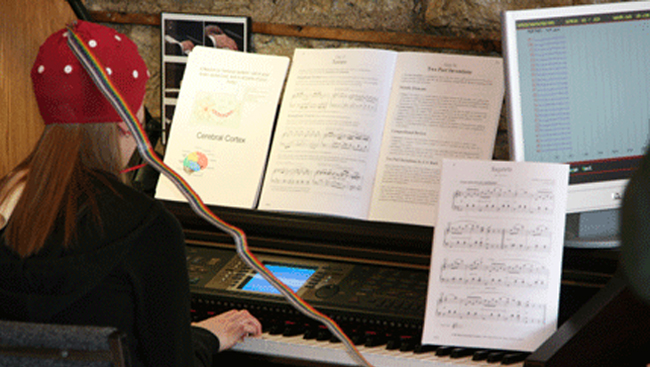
[
  {"left": 89, "top": 39, "right": 97, "bottom": 48},
  {"left": 133, "top": 70, "right": 139, "bottom": 78},
  {"left": 63, "top": 32, "right": 69, "bottom": 38},
  {"left": 106, "top": 67, "right": 113, "bottom": 75},
  {"left": 64, "top": 65, "right": 73, "bottom": 74},
  {"left": 115, "top": 35, "right": 122, "bottom": 41},
  {"left": 38, "top": 65, "right": 45, "bottom": 74}
]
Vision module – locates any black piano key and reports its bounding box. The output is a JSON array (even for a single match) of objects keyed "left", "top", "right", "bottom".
[
  {"left": 316, "top": 328, "right": 332, "bottom": 341},
  {"left": 502, "top": 352, "right": 530, "bottom": 365},
  {"left": 351, "top": 333, "right": 366, "bottom": 345},
  {"left": 364, "top": 332, "right": 387, "bottom": 347},
  {"left": 385, "top": 337, "right": 401, "bottom": 350},
  {"left": 414, "top": 344, "right": 439, "bottom": 354},
  {"left": 329, "top": 335, "right": 342, "bottom": 343},
  {"left": 472, "top": 350, "right": 492, "bottom": 361},
  {"left": 386, "top": 335, "right": 409, "bottom": 350},
  {"left": 435, "top": 346, "right": 455, "bottom": 356},
  {"left": 261, "top": 319, "right": 275, "bottom": 334},
  {"left": 283, "top": 322, "right": 306, "bottom": 337},
  {"left": 303, "top": 326, "right": 319, "bottom": 340},
  {"left": 267, "top": 321, "right": 285, "bottom": 335},
  {"left": 486, "top": 351, "right": 507, "bottom": 363},
  {"left": 450, "top": 347, "right": 477, "bottom": 359},
  {"left": 399, "top": 338, "right": 416, "bottom": 352}
]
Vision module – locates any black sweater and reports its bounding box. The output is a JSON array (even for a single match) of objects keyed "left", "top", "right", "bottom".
[{"left": 0, "top": 174, "right": 218, "bottom": 367}]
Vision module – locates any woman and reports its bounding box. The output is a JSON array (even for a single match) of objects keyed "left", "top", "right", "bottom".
[{"left": 0, "top": 20, "right": 261, "bottom": 367}]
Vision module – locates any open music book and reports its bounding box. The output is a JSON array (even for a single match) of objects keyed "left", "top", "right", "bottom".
[{"left": 156, "top": 47, "right": 504, "bottom": 227}]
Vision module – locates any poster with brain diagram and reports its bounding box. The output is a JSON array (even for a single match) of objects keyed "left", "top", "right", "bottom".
[{"left": 155, "top": 47, "right": 289, "bottom": 208}]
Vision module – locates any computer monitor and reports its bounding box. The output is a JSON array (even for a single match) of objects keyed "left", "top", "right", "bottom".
[{"left": 502, "top": 2, "right": 650, "bottom": 248}]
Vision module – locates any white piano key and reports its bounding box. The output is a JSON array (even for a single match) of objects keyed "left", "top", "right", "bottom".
[{"left": 231, "top": 332, "right": 525, "bottom": 367}]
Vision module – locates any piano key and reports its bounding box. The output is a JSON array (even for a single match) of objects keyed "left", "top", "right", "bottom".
[
  {"left": 267, "top": 322, "right": 285, "bottom": 335},
  {"left": 351, "top": 331, "right": 366, "bottom": 345},
  {"left": 450, "top": 348, "right": 477, "bottom": 359},
  {"left": 414, "top": 344, "right": 439, "bottom": 354},
  {"left": 317, "top": 328, "right": 333, "bottom": 341},
  {"left": 435, "top": 346, "right": 455, "bottom": 356},
  {"left": 385, "top": 336, "right": 405, "bottom": 350},
  {"left": 231, "top": 332, "right": 526, "bottom": 367},
  {"left": 283, "top": 321, "right": 307, "bottom": 337},
  {"left": 501, "top": 352, "right": 530, "bottom": 365},
  {"left": 364, "top": 331, "right": 388, "bottom": 347},
  {"left": 303, "top": 326, "right": 320, "bottom": 340},
  {"left": 398, "top": 337, "right": 417, "bottom": 352},
  {"left": 471, "top": 350, "right": 492, "bottom": 361},
  {"left": 330, "top": 333, "right": 343, "bottom": 343},
  {"left": 486, "top": 351, "right": 507, "bottom": 363}
]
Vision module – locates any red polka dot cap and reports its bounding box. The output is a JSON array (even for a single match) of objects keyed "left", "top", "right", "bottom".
[{"left": 31, "top": 20, "right": 149, "bottom": 125}]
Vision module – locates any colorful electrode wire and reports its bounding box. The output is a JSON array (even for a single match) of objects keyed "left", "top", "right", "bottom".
[{"left": 65, "top": 24, "right": 374, "bottom": 367}]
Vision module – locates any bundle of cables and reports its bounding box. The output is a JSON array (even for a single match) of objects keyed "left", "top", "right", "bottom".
[{"left": 65, "top": 25, "right": 373, "bottom": 367}]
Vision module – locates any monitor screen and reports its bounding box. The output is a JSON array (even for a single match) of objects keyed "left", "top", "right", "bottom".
[
  {"left": 239, "top": 263, "right": 317, "bottom": 295},
  {"left": 502, "top": 2, "right": 650, "bottom": 247}
]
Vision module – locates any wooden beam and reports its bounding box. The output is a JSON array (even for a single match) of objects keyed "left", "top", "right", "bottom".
[
  {"left": 253, "top": 23, "right": 501, "bottom": 53},
  {"left": 89, "top": 11, "right": 501, "bottom": 53},
  {"left": 89, "top": 11, "right": 160, "bottom": 27}
]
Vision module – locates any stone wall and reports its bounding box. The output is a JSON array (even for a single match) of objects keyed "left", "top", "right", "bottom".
[{"left": 84, "top": 0, "right": 618, "bottom": 159}]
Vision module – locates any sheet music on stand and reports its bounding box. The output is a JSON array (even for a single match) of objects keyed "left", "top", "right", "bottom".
[{"left": 423, "top": 158, "right": 569, "bottom": 352}]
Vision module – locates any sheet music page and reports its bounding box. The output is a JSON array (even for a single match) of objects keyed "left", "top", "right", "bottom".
[
  {"left": 422, "top": 159, "right": 569, "bottom": 352},
  {"left": 368, "top": 52, "right": 504, "bottom": 226},
  {"left": 155, "top": 47, "right": 289, "bottom": 208},
  {"left": 258, "top": 48, "right": 398, "bottom": 219}
]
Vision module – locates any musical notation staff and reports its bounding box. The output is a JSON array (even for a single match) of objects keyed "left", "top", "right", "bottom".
[
  {"left": 452, "top": 187, "right": 555, "bottom": 214},
  {"left": 288, "top": 90, "right": 379, "bottom": 112},
  {"left": 440, "top": 258, "right": 549, "bottom": 289},
  {"left": 278, "top": 129, "right": 371, "bottom": 152},
  {"left": 288, "top": 91, "right": 329, "bottom": 110},
  {"left": 436, "top": 293, "right": 546, "bottom": 325},
  {"left": 442, "top": 221, "right": 552, "bottom": 252},
  {"left": 268, "top": 166, "right": 364, "bottom": 191}
]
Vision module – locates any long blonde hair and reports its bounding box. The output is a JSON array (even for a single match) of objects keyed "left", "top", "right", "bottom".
[{"left": 0, "top": 123, "right": 126, "bottom": 258}]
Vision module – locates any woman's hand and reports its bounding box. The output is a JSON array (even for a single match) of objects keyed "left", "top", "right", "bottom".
[{"left": 192, "top": 309, "right": 262, "bottom": 351}]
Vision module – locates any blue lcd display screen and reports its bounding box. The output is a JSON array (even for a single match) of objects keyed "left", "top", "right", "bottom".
[{"left": 240, "top": 263, "right": 317, "bottom": 295}]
